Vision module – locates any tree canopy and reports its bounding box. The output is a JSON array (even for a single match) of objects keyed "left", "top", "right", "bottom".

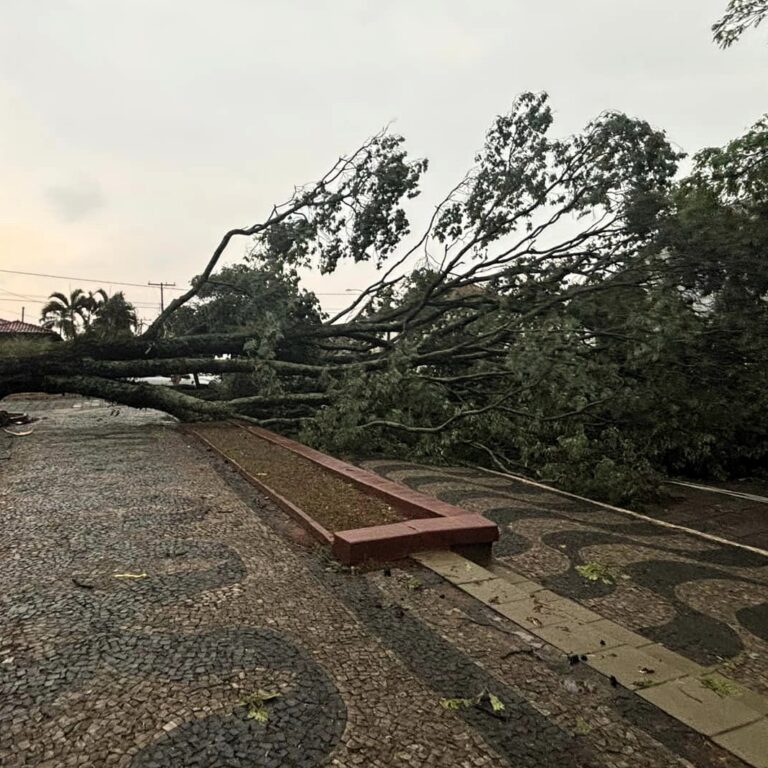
[
  {"left": 41, "top": 289, "right": 137, "bottom": 339},
  {"left": 6, "top": 93, "right": 768, "bottom": 504},
  {"left": 713, "top": 0, "right": 768, "bottom": 47}
]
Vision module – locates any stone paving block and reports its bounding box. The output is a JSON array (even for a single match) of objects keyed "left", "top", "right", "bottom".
[
  {"left": 701, "top": 673, "right": 768, "bottom": 716},
  {"left": 714, "top": 718, "right": 768, "bottom": 768},
  {"left": 486, "top": 562, "right": 537, "bottom": 586},
  {"left": 587, "top": 644, "right": 687, "bottom": 690},
  {"left": 640, "top": 643, "right": 705, "bottom": 678},
  {"left": 493, "top": 593, "right": 576, "bottom": 630},
  {"left": 639, "top": 676, "right": 763, "bottom": 736},
  {"left": 535, "top": 618, "right": 647, "bottom": 655},
  {"left": 458, "top": 577, "right": 534, "bottom": 606},
  {"left": 587, "top": 619, "right": 652, "bottom": 649},
  {"left": 533, "top": 591, "right": 604, "bottom": 624},
  {"left": 411, "top": 551, "right": 493, "bottom": 584}
]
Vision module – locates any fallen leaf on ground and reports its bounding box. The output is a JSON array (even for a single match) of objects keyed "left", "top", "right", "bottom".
[
  {"left": 574, "top": 716, "right": 592, "bottom": 734},
  {"left": 242, "top": 689, "right": 281, "bottom": 722},
  {"left": 700, "top": 676, "right": 739, "bottom": 697}
]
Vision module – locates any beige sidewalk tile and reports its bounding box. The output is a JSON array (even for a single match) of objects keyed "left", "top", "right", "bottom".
[
  {"left": 412, "top": 551, "right": 493, "bottom": 584},
  {"left": 587, "top": 644, "right": 687, "bottom": 690},
  {"left": 639, "top": 676, "right": 762, "bottom": 736},
  {"left": 714, "top": 718, "right": 768, "bottom": 768},
  {"left": 536, "top": 619, "right": 645, "bottom": 655},
  {"left": 459, "top": 577, "right": 536, "bottom": 605}
]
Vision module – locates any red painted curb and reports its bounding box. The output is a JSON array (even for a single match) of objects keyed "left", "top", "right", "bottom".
[
  {"left": 333, "top": 514, "right": 497, "bottom": 565},
  {"left": 234, "top": 422, "right": 475, "bottom": 520},
  {"left": 185, "top": 421, "right": 499, "bottom": 565}
]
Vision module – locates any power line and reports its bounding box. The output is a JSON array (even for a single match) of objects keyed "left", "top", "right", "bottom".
[
  {"left": 0, "top": 268, "right": 186, "bottom": 291},
  {"left": 0, "top": 296, "right": 161, "bottom": 308},
  {"left": 0, "top": 268, "right": 361, "bottom": 297}
]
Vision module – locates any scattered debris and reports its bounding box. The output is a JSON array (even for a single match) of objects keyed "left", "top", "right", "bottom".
[
  {"left": 440, "top": 697, "right": 473, "bottom": 710},
  {"left": 700, "top": 676, "right": 739, "bottom": 698},
  {"left": 609, "top": 675, "right": 619, "bottom": 688},
  {"left": 0, "top": 410, "right": 33, "bottom": 427},
  {"left": 574, "top": 716, "right": 592, "bottom": 735},
  {"left": 2, "top": 428, "right": 34, "bottom": 437},
  {"left": 440, "top": 690, "right": 507, "bottom": 720},
  {"left": 242, "top": 689, "right": 281, "bottom": 722},
  {"left": 632, "top": 679, "right": 656, "bottom": 690},
  {"left": 461, "top": 615, "right": 526, "bottom": 638},
  {"left": 501, "top": 647, "right": 534, "bottom": 659},
  {"left": 71, "top": 576, "right": 95, "bottom": 590},
  {"left": 638, "top": 666, "right": 655, "bottom": 675},
  {"left": 563, "top": 677, "right": 580, "bottom": 695},
  {"left": 405, "top": 576, "right": 423, "bottom": 591},
  {"left": 568, "top": 654, "right": 580, "bottom": 666},
  {"left": 575, "top": 561, "right": 621, "bottom": 585}
]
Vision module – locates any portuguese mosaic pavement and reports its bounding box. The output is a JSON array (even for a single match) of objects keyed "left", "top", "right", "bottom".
[
  {"left": 0, "top": 399, "right": 764, "bottom": 766},
  {"left": 362, "top": 461, "right": 768, "bottom": 697}
]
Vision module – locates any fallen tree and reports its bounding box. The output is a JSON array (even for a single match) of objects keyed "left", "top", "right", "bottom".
[{"left": 4, "top": 93, "right": 767, "bottom": 502}]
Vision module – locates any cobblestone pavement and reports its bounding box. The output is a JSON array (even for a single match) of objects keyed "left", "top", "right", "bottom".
[
  {"left": 652, "top": 483, "right": 768, "bottom": 551},
  {"left": 362, "top": 461, "right": 768, "bottom": 698},
  {"left": 0, "top": 400, "right": 752, "bottom": 767}
]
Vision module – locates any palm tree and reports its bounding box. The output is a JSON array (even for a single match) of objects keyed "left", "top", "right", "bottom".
[
  {"left": 40, "top": 289, "right": 91, "bottom": 339},
  {"left": 83, "top": 289, "right": 109, "bottom": 328},
  {"left": 89, "top": 292, "right": 137, "bottom": 338}
]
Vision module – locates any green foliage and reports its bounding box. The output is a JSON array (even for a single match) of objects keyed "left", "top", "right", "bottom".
[
  {"left": 26, "top": 95, "right": 765, "bottom": 510},
  {"left": 40, "top": 289, "right": 91, "bottom": 339},
  {"left": 713, "top": 0, "right": 768, "bottom": 47},
  {"left": 575, "top": 562, "right": 620, "bottom": 585},
  {"left": 439, "top": 690, "right": 505, "bottom": 712},
  {"left": 40, "top": 288, "right": 137, "bottom": 340},
  {"left": 241, "top": 689, "right": 280, "bottom": 722},
  {"left": 700, "top": 676, "right": 739, "bottom": 697},
  {"left": 88, "top": 292, "right": 137, "bottom": 339}
]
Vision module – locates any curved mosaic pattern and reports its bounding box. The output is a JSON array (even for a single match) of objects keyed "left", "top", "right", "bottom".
[
  {"left": 365, "top": 461, "right": 768, "bottom": 693},
  {"left": 0, "top": 404, "right": 756, "bottom": 768},
  {"left": 0, "top": 537, "right": 345, "bottom": 768},
  {"left": 130, "top": 628, "right": 345, "bottom": 768}
]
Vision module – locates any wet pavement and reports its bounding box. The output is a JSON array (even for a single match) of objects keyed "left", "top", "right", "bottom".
[
  {"left": 0, "top": 398, "right": 759, "bottom": 767},
  {"left": 363, "top": 461, "right": 768, "bottom": 698}
]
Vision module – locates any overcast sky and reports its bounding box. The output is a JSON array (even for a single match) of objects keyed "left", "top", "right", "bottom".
[{"left": 0, "top": 0, "right": 765, "bottom": 324}]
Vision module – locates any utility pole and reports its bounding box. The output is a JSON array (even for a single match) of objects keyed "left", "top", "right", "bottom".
[{"left": 148, "top": 281, "right": 176, "bottom": 313}]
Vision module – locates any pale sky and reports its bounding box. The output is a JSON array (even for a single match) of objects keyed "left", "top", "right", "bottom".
[{"left": 0, "top": 0, "right": 765, "bottom": 326}]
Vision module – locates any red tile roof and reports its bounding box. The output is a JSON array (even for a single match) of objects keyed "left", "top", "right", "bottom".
[{"left": 0, "top": 319, "right": 57, "bottom": 335}]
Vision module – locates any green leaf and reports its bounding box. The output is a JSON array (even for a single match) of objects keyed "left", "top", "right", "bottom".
[
  {"left": 574, "top": 716, "right": 592, "bottom": 735},
  {"left": 488, "top": 693, "right": 505, "bottom": 712},
  {"left": 440, "top": 697, "right": 473, "bottom": 710},
  {"left": 246, "top": 705, "right": 269, "bottom": 722},
  {"left": 700, "top": 676, "right": 739, "bottom": 697},
  {"left": 256, "top": 689, "right": 280, "bottom": 702},
  {"left": 575, "top": 562, "right": 617, "bottom": 585}
]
